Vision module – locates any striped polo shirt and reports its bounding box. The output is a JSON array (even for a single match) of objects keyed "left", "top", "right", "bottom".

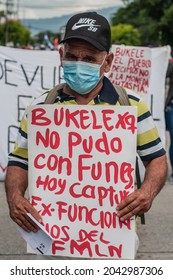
[{"left": 8, "top": 77, "right": 165, "bottom": 170}]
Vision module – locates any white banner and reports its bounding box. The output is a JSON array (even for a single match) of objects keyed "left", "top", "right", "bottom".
[
  {"left": 0, "top": 46, "right": 62, "bottom": 180},
  {"left": 108, "top": 45, "right": 152, "bottom": 94},
  {"left": 0, "top": 45, "right": 170, "bottom": 180},
  {"left": 108, "top": 45, "right": 171, "bottom": 146},
  {"left": 27, "top": 104, "right": 137, "bottom": 259}
]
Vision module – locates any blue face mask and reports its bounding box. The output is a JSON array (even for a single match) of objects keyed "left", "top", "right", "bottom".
[{"left": 62, "top": 59, "right": 105, "bottom": 95}]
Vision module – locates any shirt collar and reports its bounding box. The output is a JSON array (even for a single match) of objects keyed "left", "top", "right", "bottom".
[{"left": 99, "top": 76, "right": 119, "bottom": 104}]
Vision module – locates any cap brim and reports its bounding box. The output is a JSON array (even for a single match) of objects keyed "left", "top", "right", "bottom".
[{"left": 60, "top": 35, "right": 106, "bottom": 51}]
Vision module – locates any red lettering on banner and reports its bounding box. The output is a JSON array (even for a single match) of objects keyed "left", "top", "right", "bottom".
[
  {"left": 119, "top": 219, "right": 131, "bottom": 230},
  {"left": 127, "top": 58, "right": 151, "bottom": 68},
  {"left": 55, "top": 201, "right": 131, "bottom": 230},
  {"left": 68, "top": 185, "right": 130, "bottom": 207},
  {"left": 78, "top": 154, "right": 93, "bottom": 181},
  {"left": 31, "top": 195, "right": 42, "bottom": 207},
  {"left": 52, "top": 240, "right": 65, "bottom": 254},
  {"left": 68, "top": 132, "right": 122, "bottom": 158},
  {"left": 95, "top": 244, "right": 107, "bottom": 257},
  {"left": 29, "top": 104, "right": 137, "bottom": 258},
  {"left": 34, "top": 154, "right": 72, "bottom": 175},
  {"left": 77, "top": 156, "right": 133, "bottom": 184},
  {"left": 105, "top": 161, "right": 118, "bottom": 183},
  {"left": 31, "top": 108, "right": 51, "bottom": 125},
  {"left": 55, "top": 201, "right": 68, "bottom": 220},
  {"left": 0, "top": 164, "right": 7, "bottom": 173},
  {"left": 66, "top": 109, "right": 80, "bottom": 128},
  {"left": 36, "top": 128, "right": 60, "bottom": 149},
  {"left": 77, "top": 229, "right": 98, "bottom": 242},
  {"left": 68, "top": 132, "right": 83, "bottom": 158},
  {"left": 83, "top": 136, "right": 93, "bottom": 153},
  {"left": 108, "top": 46, "right": 151, "bottom": 95},
  {"left": 95, "top": 132, "right": 111, "bottom": 155},
  {"left": 34, "top": 153, "right": 46, "bottom": 169},
  {"left": 113, "top": 56, "right": 123, "bottom": 64},
  {"left": 54, "top": 108, "right": 104, "bottom": 129},
  {"left": 70, "top": 240, "right": 92, "bottom": 257},
  {"left": 120, "top": 162, "right": 134, "bottom": 189},
  {"left": 41, "top": 203, "right": 54, "bottom": 216},
  {"left": 91, "top": 110, "right": 102, "bottom": 129},
  {"left": 36, "top": 175, "right": 66, "bottom": 194},
  {"left": 45, "top": 223, "right": 70, "bottom": 241},
  {"left": 54, "top": 107, "right": 64, "bottom": 125},
  {"left": 70, "top": 240, "right": 122, "bottom": 258},
  {"left": 61, "top": 226, "right": 70, "bottom": 241},
  {"left": 77, "top": 229, "right": 110, "bottom": 245},
  {"left": 114, "top": 47, "right": 144, "bottom": 58},
  {"left": 100, "top": 232, "right": 110, "bottom": 244},
  {"left": 79, "top": 109, "right": 90, "bottom": 129},
  {"left": 116, "top": 112, "right": 137, "bottom": 134},
  {"left": 109, "top": 244, "right": 122, "bottom": 258},
  {"left": 97, "top": 186, "right": 116, "bottom": 206}
]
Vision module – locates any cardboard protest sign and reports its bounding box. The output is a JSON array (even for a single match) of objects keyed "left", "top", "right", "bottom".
[
  {"left": 108, "top": 45, "right": 152, "bottom": 94},
  {"left": 108, "top": 45, "right": 170, "bottom": 147},
  {"left": 27, "top": 104, "right": 137, "bottom": 259}
]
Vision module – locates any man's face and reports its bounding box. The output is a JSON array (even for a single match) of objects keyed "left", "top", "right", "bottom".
[{"left": 60, "top": 39, "right": 113, "bottom": 75}]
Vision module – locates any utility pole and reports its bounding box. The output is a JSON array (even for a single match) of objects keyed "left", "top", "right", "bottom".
[
  {"left": 5, "top": 0, "right": 14, "bottom": 45},
  {"left": 16, "top": 0, "right": 19, "bottom": 19},
  {"left": 1, "top": 0, "right": 20, "bottom": 45}
]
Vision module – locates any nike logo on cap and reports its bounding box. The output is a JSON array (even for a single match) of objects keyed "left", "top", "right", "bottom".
[
  {"left": 72, "top": 18, "right": 101, "bottom": 30},
  {"left": 72, "top": 23, "right": 100, "bottom": 30}
]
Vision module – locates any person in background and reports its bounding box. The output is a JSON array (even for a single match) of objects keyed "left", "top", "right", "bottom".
[
  {"left": 4, "top": 12, "right": 168, "bottom": 258},
  {"left": 165, "top": 60, "right": 173, "bottom": 183}
]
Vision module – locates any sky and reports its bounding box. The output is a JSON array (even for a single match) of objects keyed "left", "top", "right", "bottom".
[{"left": 0, "top": 0, "right": 123, "bottom": 19}]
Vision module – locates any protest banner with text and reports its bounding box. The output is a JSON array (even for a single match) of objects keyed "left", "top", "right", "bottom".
[{"left": 27, "top": 105, "right": 137, "bottom": 259}]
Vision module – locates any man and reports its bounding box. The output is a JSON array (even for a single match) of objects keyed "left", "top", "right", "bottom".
[{"left": 5, "top": 12, "right": 167, "bottom": 252}]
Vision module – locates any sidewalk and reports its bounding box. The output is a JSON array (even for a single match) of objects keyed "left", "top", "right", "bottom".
[{"left": 0, "top": 180, "right": 173, "bottom": 260}]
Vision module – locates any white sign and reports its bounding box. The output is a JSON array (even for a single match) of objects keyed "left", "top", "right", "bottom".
[
  {"left": 27, "top": 105, "right": 137, "bottom": 259},
  {"left": 108, "top": 45, "right": 171, "bottom": 146},
  {"left": 108, "top": 45, "right": 152, "bottom": 94}
]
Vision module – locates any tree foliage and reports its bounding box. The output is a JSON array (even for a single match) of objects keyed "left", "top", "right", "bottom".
[
  {"left": 111, "top": 0, "right": 173, "bottom": 47},
  {"left": 111, "top": 24, "right": 141, "bottom": 46},
  {"left": 0, "top": 20, "right": 32, "bottom": 46}
]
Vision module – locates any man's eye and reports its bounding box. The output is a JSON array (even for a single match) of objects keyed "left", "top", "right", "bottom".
[
  {"left": 84, "top": 58, "right": 95, "bottom": 63},
  {"left": 65, "top": 54, "right": 76, "bottom": 60}
]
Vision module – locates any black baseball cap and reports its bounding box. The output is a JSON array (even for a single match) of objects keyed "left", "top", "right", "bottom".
[{"left": 60, "top": 12, "right": 111, "bottom": 52}]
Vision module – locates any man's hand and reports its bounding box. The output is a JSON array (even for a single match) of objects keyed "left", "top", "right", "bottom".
[
  {"left": 5, "top": 166, "right": 42, "bottom": 232},
  {"left": 116, "top": 188, "right": 152, "bottom": 222},
  {"left": 8, "top": 193, "right": 42, "bottom": 232}
]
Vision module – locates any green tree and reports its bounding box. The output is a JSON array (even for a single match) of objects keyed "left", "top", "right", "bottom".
[
  {"left": 0, "top": 20, "right": 32, "bottom": 46},
  {"left": 111, "top": 24, "right": 141, "bottom": 46},
  {"left": 160, "top": 5, "right": 173, "bottom": 47},
  {"left": 111, "top": 0, "right": 173, "bottom": 47}
]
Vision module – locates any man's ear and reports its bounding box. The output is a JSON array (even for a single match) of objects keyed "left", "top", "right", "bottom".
[
  {"left": 104, "top": 52, "right": 114, "bottom": 73},
  {"left": 59, "top": 45, "right": 64, "bottom": 66}
]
